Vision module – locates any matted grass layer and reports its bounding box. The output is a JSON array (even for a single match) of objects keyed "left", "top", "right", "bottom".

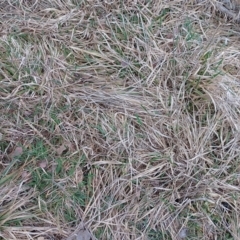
[{"left": 1, "top": 0, "right": 240, "bottom": 239}]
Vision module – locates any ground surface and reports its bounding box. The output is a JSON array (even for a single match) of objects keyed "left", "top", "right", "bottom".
[{"left": 1, "top": 0, "right": 240, "bottom": 239}]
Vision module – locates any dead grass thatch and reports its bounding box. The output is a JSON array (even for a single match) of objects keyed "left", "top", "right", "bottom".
[{"left": 1, "top": 0, "right": 240, "bottom": 239}]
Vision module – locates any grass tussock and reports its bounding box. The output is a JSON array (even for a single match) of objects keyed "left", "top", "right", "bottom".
[{"left": 1, "top": 0, "right": 240, "bottom": 239}]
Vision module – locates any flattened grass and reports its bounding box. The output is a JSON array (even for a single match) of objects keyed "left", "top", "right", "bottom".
[{"left": 1, "top": 0, "right": 240, "bottom": 239}]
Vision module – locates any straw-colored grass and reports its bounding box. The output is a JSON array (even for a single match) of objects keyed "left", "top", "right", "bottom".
[{"left": 1, "top": 0, "right": 240, "bottom": 239}]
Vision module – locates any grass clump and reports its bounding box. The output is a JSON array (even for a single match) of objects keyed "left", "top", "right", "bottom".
[{"left": 1, "top": 0, "right": 240, "bottom": 239}]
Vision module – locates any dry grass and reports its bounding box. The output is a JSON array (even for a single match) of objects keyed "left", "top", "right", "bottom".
[{"left": 1, "top": 0, "right": 240, "bottom": 239}]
